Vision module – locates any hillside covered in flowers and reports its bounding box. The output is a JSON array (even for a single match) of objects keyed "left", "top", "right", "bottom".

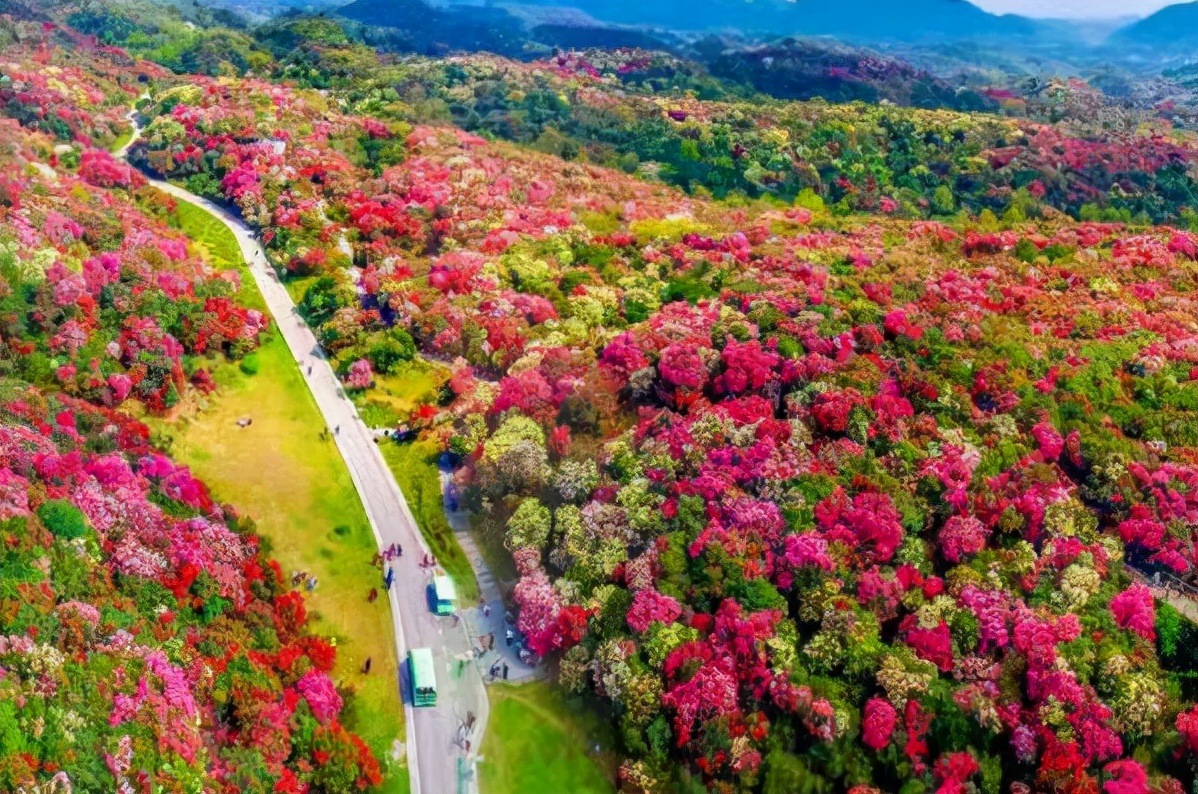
[
  {"left": 10, "top": 4, "right": 1198, "bottom": 794},
  {"left": 109, "top": 24, "right": 1198, "bottom": 794},
  {"left": 0, "top": 30, "right": 382, "bottom": 794}
]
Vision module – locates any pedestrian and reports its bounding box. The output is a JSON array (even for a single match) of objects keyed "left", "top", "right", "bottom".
[
  {"left": 362, "top": 657, "right": 372, "bottom": 674},
  {"left": 335, "top": 425, "right": 341, "bottom": 435},
  {"left": 505, "top": 628, "right": 514, "bottom": 647},
  {"left": 452, "top": 614, "right": 461, "bottom": 627},
  {"left": 368, "top": 588, "right": 378, "bottom": 603},
  {"left": 483, "top": 604, "right": 491, "bottom": 619},
  {"left": 502, "top": 663, "right": 509, "bottom": 680},
  {"left": 397, "top": 543, "right": 403, "bottom": 557},
  {"left": 384, "top": 567, "right": 394, "bottom": 591},
  {"left": 307, "top": 365, "right": 313, "bottom": 376},
  {"left": 306, "top": 577, "right": 317, "bottom": 592},
  {"left": 488, "top": 633, "right": 495, "bottom": 651}
]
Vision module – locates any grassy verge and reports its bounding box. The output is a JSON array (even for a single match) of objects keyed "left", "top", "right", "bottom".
[
  {"left": 480, "top": 681, "right": 617, "bottom": 794},
  {"left": 109, "top": 123, "right": 134, "bottom": 155},
  {"left": 284, "top": 273, "right": 317, "bottom": 305},
  {"left": 355, "top": 360, "right": 443, "bottom": 428},
  {"left": 150, "top": 196, "right": 409, "bottom": 792},
  {"left": 379, "top": 437, "right": 480, "bottom": 604}
]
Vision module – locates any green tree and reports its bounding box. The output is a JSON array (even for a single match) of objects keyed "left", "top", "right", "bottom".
[
  {"left": 366, "top": 329, "right": 415, "bottom": 374},
  {"left": 37, "top": 500, "right": 88, "bottom": 541},
  {"left": 931, "top": 185, "right": 956, "bottom": 215},
  {"left": 506, "top": 498, "right": 551, "bottom": 550},
  {"left": 298, "top": 274, "right": 352, "bottom": 328}
]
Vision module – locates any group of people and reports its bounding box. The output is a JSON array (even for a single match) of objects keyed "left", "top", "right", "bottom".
[
  {"left": 371, "top": 543, "right": 404, "bottom": 567},
  {"left": 291, "top": 570, "right": 318, "bottom": 591}
]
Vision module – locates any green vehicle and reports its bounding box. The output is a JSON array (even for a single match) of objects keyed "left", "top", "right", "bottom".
[
  {"left": 430, "top": 574, "right": 457, "bottom": 616},
  {"left": 409, "top": 647, "right": 437, "bottom": 707}
]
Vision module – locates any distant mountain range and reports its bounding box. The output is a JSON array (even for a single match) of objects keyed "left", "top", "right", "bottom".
[
  {"left": 1108, "top": 1, "right": 1198, "bottom": 56},
  {"left": 499, "top": 0, "right": 1043, "bottom": 42},
  {"left": 335, "top": 0, "right": 1060, "bottom": 58},
  {"left": 332, "top": 0, "right": 1198, "bottom": 73}
]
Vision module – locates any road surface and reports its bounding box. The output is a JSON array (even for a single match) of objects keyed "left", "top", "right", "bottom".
[{"left": 119, "top": 112, "right": 488, "bottom": 794}]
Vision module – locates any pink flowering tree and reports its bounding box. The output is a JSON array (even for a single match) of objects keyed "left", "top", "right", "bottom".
[
  {"left": 627, "top": 589, "right": 683, "bottom": 633},
  {"left": 1109, "top": 583, "right": 1155, "bottom": 641},
  {"left": 861, "top": 698, "right": 896, "bottom": 751},
  {"left": 345, "top": 358, "right": 375, "bottom": 390}
]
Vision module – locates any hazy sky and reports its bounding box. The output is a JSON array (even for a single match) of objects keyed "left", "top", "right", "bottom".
[{"left": 971, "top": 0, "right": 1178, "bottom": 18}]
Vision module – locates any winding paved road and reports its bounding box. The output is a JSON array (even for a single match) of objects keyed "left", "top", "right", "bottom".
[{"left": 120, "top": 113, "right": 487, "bottom": 794}]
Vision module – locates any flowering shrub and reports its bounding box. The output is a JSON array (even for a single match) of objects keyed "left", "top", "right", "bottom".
[
  {"left": 1110, "top": 584, "right": 1156, "bottom": 641},
  {"left": 626, "top": 589, "right": 683, "bottom": 633},
  {"left": 0, "top": 78, "right": 265, "bottom": 412},
  {"left": 0, "top": 387, "right": 379, "bottom": 792},
  {"left": 861, "top": 698, "right": 896, "bottom": 751}
]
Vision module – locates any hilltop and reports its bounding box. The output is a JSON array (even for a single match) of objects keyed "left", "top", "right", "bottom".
[{"left": 1107, "top": 1, "right": 1198, "bottom": 58}]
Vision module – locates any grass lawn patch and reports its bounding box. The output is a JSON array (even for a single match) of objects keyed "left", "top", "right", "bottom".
[
  {"left": 148, "top": 196, "right": 408, "bottom": 792},
  {"left": 354, "top": 359, "right": 445, "bottom": 429},
  {"left": 480, "top": 681, "right": 617, "bottom": 794},
  {"left": 171, "top": 200, "right": 267, "bottom": 312},
  {"left": 109, "top": 124, "right": 134, "bottom": 155},
  {"left": 284, "top": 273, "right": 318, "bottom": 305},
  {"left": 379, "top": 437, "right": 480, "bottom": 603}
]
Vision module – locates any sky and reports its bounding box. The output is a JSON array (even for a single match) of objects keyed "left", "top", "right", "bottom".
[{"left": 970, "top": 0, "right": 1178, "bottom": 18}]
